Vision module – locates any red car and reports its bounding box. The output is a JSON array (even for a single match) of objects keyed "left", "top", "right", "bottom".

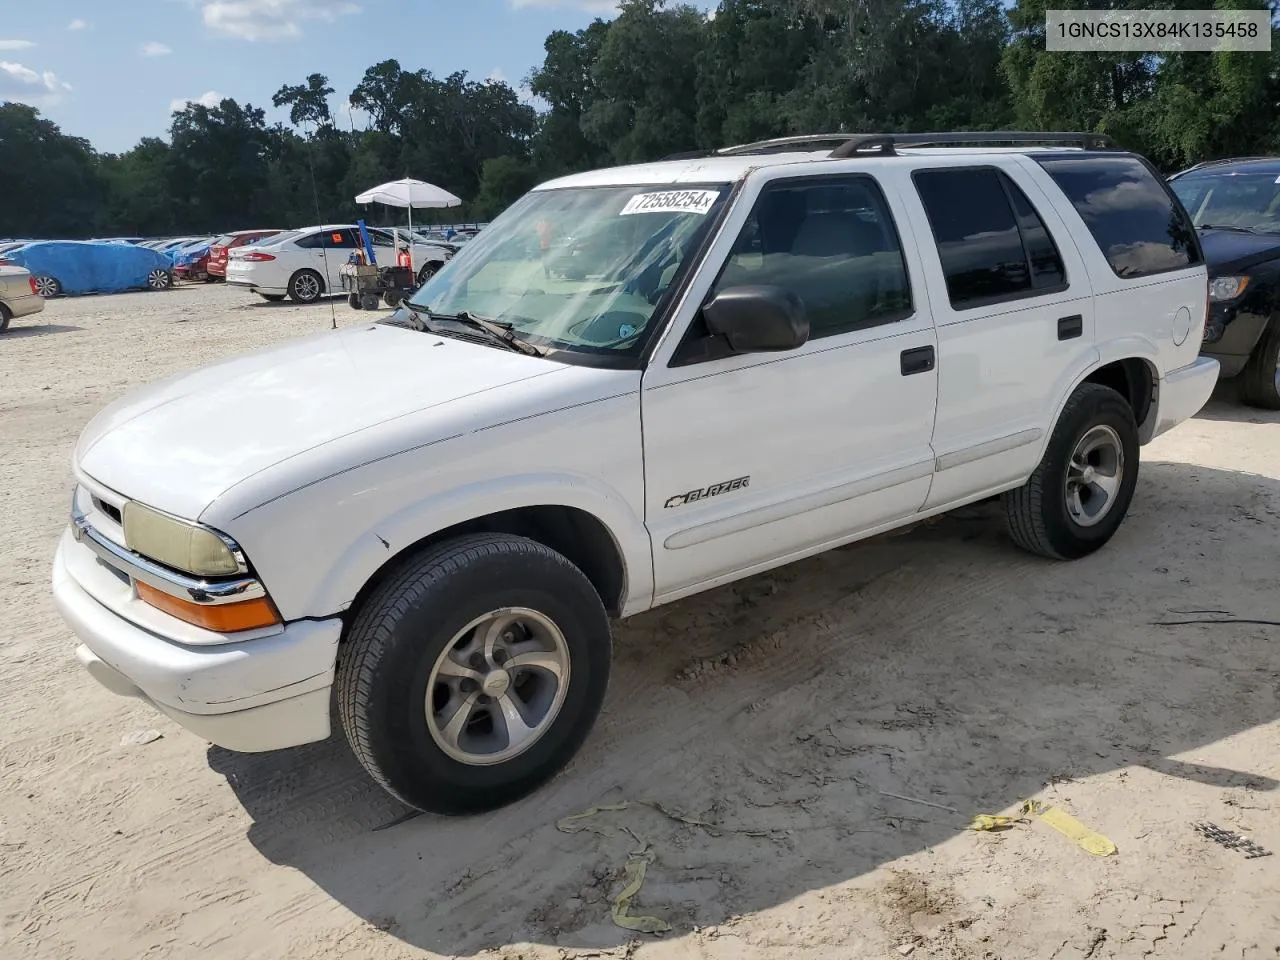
[{"left": 207, "top": 229, "right": 283, "bottom": 280}]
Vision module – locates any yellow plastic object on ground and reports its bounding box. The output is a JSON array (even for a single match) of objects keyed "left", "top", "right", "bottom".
[
  {"left": 969, "top": 800, "right": 1117, "bottom": 856},
  {"left": 555, "top": 799, "right": 714, "bottom": 935}
]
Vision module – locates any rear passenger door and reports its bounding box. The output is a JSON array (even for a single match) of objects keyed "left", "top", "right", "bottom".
[
  {"left": 899, "top": 162, "right": 1097, "bottom": 509},
  {"left": 641, "top": 171, "right": 939, "bottom": 603}
]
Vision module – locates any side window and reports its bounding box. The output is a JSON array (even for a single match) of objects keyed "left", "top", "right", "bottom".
[
  {"left": 1036, "top": 154, "right": 1201, "bottom": 278},
  {"left": 711, "top": 175, "right": 913, "bottom": 339},
  {"left": 1006, "top": 177, "right": 1066, "bottom": 290},
  {"left": 295, "top": 232, "right": 324, "bottom": 250}
]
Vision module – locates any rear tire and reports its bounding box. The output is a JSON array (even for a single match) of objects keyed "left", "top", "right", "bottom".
[
  {"left": 0, "top": 303, "right": 11, "bottom": 333},
  {"left": 33, "top": 275, "right": 60, "bottom": 298},
  {"left": 288, "top": 269, "right": 324, "bottom": 304},
  {"left": 147, "top": 268, "right": 173, "bottom": 291},
  {"left": 1238, "top": 318, "right": 1280, "bottom": 410},
  {"left": 1003, "top": 383, "right": 1139, "bottom": 560},
  {"left": 336, "top": 534, "right": 612, "bottom": 815}
]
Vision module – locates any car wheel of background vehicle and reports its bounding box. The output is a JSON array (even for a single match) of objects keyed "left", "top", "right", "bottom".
[
  {"left": 1003, "top": 383, "right": 1139, "bottom": 561},
  {"left": 348, "top": 292, "right": 362, "bottom": 310},
  {"left": 147, "top": 269, "right": 173, "bottom": 291},
  {"left": 0, "top": 303, "right": 11, "bottom": 333},
  {"left": 384, "top": 289, "right": 404, "bottom": 307},
  {"left": 258, "top": 293, "right": 286, "bottom": 302},
  {"left": 1237, "top": 317, "right": 1280, "bottom": 410},
  {"left": 288, "top": 269, "right": 324, "bottom": 304},
  {"left": 417, "top": 262, "right": 441, "bottom": 286},
  {"left": 33, "top": 275, "right": 60, "bottom": 298},
  {"left": 336, "top": 533, "right": 612, "bottom": 815}
]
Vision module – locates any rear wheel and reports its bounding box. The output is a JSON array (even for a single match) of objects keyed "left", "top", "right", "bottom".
[
  {"left": 0, "top": 303, "right": 11, "bottom": 333},
  {"left": 1004, "top": 383, "right": 1139, "bottom": 560},
  {"left": 33, "top": 275, "right": 60, "bottom": 298},
  {"left": 288, "top": 269, "right": 323, "bottom": 304},
  {"left": 147, "top": 268, "right": 173, "bottom": 291},
  {"left": 336, "top": 534, "right": 612, "bottom": 815},
  {"left": 258, "top": 293, "right": 286, "bottom": 303},
  {"left": 1238, "top": 319, "right": 1280, "bottom": 410}
]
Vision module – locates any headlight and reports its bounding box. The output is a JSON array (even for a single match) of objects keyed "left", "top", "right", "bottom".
[
  {"left": 1209, "top": 276, "right": 1250, "bottom": 302},
  {"left": 122, "top": 502, "right": 244, "bottom": 577}
]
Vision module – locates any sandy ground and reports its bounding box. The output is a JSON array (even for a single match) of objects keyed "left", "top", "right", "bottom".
[{"left": 2, "top": 283, "right": 1279, "bottom": 960}]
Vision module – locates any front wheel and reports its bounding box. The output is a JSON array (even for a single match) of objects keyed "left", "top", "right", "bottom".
[
  {"left": 288, "top": 269, "right": 324, "bottom": 304},
  {"left": 336, "top": 534, "right": 612, "bottom": 815},
  {"left": 147, "top": 268, "right": 173, "bottom": 291},
  {"left": 417, "top": 262, "right": 441, "bottom": 286},
  {"left": 1238, "top": 319, "right": 1280, "bottom": 410},
  {"left": 1003, "top": 383, "right": 1139, "bottom": 560}
]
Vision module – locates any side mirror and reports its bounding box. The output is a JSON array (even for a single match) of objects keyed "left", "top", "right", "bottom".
[{"left": 702, "top": 284, "right": 808, "bottom": 354}]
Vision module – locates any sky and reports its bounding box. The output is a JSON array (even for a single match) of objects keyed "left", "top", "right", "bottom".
[{"left": 0, "top": 0, "right": 691, "bottom": 154}]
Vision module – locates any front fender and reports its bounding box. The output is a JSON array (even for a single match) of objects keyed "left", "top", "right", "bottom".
[{"left": 237, "top": 471, "right": 654, "bottom": 623}]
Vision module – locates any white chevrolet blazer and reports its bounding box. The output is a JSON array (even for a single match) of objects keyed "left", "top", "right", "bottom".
[{"left": 52, "top": 132, "right": 1219, "bottom": 814}]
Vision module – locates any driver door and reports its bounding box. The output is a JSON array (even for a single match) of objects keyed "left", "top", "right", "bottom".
[{"left": 640, "top": 170, "right": 940, "bottom": 604}]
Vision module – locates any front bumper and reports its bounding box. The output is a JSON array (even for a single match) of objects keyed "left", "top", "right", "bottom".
[
  {"left": 52, "top": 529, "right": 341, "bottom": 752},
  {"left": 1201, "top": 303, "right": 1270, "bottom": 378},
  {"left": 1151, "top": 356, "right": 1220, "bottom": 440}
]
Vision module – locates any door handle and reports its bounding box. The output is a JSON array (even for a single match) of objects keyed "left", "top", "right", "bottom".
[
  {"left": 900, "top": 345, "right": 935, "bottom": 376},
  {"left": 1057, "top": 314, "right": 1083, "bottom": 340}
]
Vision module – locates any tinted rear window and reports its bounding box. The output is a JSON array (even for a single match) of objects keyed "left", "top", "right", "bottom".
[{"left": 1035, "top": 155, "right": 1200, "bottom": 278}]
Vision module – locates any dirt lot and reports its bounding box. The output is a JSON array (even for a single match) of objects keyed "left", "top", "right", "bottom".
[{"left": 2, "top": 283, "right": 1278, "bottom": 960}]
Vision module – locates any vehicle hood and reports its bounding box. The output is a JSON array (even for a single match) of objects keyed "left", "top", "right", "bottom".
[
  {"left": 1197, "top": 228, "right": 1280, "bottom": 274},
  {"left": 75, "top": 324, "right": 571, "bottom": 520}
]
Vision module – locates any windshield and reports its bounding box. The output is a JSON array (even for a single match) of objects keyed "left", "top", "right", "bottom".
[
  {"left": 1171, "top": 173, "right": 1280, "bottom": 234},
  {"left": 404, "top": 184, "right": 731, "bottom": 357}
]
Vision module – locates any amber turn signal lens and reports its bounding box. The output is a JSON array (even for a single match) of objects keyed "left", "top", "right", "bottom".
[{"left": 136, "top": 582, "right": 281, "bottom": 632}]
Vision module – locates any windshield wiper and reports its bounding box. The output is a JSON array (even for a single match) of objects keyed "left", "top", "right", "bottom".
[{"left": 424, "top": 309, "right": 547, "bottom": 357}]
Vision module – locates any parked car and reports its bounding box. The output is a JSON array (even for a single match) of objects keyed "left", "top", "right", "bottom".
[
  {"left": 1168, "top": 157, "right": 1280, "bottom": 408},
  {"left": 225, "top": 224, "right": 453, "bottom": 303},
  {"left": 0, "top": 264, "right": 44, "bottom": 332},
  {"left": 53, "top": 131, "right": 1217, "bottom": 815},
  {"left": 207, "top": 229, "right": 282, "bottom": 281},
  {"left": 171, "top": 237, "right": 216, "bottom": 282},
  {"left": 1, "top": 240, "right": 174, "bottom": 296}
]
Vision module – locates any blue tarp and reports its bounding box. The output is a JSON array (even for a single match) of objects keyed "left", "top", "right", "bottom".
[
  {"left": 171, "top": 240, "right": 212, "bottom": 268},
  {"left": 4, "top": 241, "right": 172, "bottom": 295}
]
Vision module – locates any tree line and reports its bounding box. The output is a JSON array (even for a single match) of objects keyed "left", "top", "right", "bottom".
[{"left": 3, "top": 0, "right": 1278, "bottom": 240}]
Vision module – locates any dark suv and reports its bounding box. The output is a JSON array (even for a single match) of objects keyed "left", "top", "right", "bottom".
[{"left": 1169, "top": 158, "right": 1280, "bottom": 409}]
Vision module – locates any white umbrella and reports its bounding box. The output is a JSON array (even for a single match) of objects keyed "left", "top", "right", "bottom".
[{"left": 354, "top": 178, "right": 462, "bottom": 272}]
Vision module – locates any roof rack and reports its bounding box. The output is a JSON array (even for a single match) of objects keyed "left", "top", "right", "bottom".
[
  {"left": 716, "top": 134, "right": 853, "bottom": 157},
  {"left": 829, "top": 131, "right": 1115, "bottom": 158}
]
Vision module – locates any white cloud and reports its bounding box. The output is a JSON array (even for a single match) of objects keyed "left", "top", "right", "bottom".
[
  {"left": 67, "top": 19, "right": 89, "bottom": 31},
  {"left": 202, "top": 0, "right": 361, "bottom": 41},
  {"left": 0, "top": 60, "right": 72, "bottom": 106},
  {"left": 170, "top": 90, "right": 224, "bottom": 112},
  {"left": 486, "top": 67, "right": 508, "bottom": 84},
  {"left": 0, "top": 39, "right": 36, "bottom": 51},
  {"left": 142, "top": 41, "right": 173, "bottom": 56}
]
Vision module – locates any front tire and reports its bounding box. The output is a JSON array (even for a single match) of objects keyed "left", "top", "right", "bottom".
[
  {"left": 337, "top": 534, "right": 612, "bottom": 815},
  {"left": 147, "top": 268, "right": 173, "bottom": 291},
  {"left": 288, "top": 269, "right": 324, "bottom": 304},
  {"left": 417, "top": 262, "right": 441, "bottom": 286},
  {"left": 1003, "top": 383, "right": 1139, "bottom": 560},
  {"left": 1238, "top": 319, "right": 1280, "bottom": 410}
]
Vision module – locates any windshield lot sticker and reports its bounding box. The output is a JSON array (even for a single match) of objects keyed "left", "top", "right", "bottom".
[
  {"left": 620, "top": 190, "right": 720, "bottom": 217},
  {"left": 664, "top": 475, "right": 750, "bottom": 509}
]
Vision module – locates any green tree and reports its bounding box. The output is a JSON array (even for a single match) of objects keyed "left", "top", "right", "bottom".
[
  {"left": 272, "top": 72, "right": 336, "bottom": 128},
  {"left": 0, "top": 103, "right": 104, "bottom": 238}
]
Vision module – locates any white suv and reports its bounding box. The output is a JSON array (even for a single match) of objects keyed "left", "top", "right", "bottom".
[
  {"left": 53, "top": 132, "right": 1218, "bottom": 814},
  {"left": 225, "top": 224, "right": 453, "bottom": 303}
]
